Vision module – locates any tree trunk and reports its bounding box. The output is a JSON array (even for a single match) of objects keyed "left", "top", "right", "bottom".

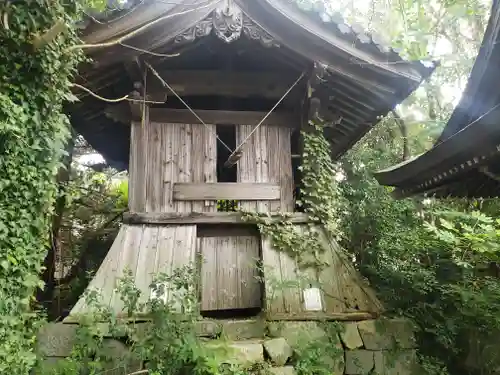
[{"left": 391, "top": 110, "right": 409, "bottom": 162}]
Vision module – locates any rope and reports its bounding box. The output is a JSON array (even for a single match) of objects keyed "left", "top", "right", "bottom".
[
  {"left": 225, "top": 72, "right": 305, "bottom": 165},
  {"left": 144, "top": 61, "right": 233, "bottom": 153}
]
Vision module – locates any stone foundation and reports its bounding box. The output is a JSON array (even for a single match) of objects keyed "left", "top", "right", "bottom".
[{"left": 36, "top": 318, "right": 419, "bottom": 375}]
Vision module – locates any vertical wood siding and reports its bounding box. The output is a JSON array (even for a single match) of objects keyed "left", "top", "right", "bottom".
[
  {"left": 129, "top": 121, "right": 217, "bottom": 213},
  {"left": 262, "top": 225, "right": 383, "bottom": 319},
  {"left": 233, "top": 123, "right": 382, "bottom": 318},
  {"left": 79, "top": 118, "right": 383, "bottom": 321},
  {"left": 199, "top": 234, "right": 261, "bottom": 311},
  {"left": 66, "top": 224, "right": 197, "bottom": 319},
  {"left": 236, "top": 124, "right": 294, "bottom": 212}
]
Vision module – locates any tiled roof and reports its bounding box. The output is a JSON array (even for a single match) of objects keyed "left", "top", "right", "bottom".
[{"left": 70, "top": 0, "right": 434, "bottom": 170}]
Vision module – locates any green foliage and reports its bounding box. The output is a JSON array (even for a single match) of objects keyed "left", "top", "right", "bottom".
[
  {"left": 241, "top": 122, "right": 343, "bottom": 272},
  {"left": 294, "top": 323, "right": 344, "bottom": 375},
  {"left": 34, "top": 266, "right": 271, "bottom": 375},
  {"left": 425, "top": 210, "right": 500, "bottom": 268},
  {"left": 3, "top": 2, "right": 493, "bottom": 375},
  {"left": 51, "top": 170, "right": 129, "bottom": 317},
  {"left": 0, "top": 1, "right": 86, "bottom": 373},
  {"left": 298, "top": 124, "right": 344, "bottom": 236},
  {"left": 338, "top": 137, "right": 500, "bottom": 374},
  {"left": 111, "top": 179, "right": 129, "bottom": 210}
]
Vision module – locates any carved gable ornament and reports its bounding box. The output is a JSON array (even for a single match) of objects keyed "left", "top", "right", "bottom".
[{"left": 174, "top": 0, "right": 279, "bottom": 47}]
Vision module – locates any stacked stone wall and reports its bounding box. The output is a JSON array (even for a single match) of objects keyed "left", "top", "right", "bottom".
[{"left": 36, "top": 318, "right": 419, "bottom": 375}]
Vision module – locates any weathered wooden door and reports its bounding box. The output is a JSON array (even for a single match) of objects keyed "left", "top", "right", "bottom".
[{"left": 198, "top": 228, "right": 262, "bottom": 311}]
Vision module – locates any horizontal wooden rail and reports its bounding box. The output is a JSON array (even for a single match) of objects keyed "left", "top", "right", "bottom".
[
  {"left": 173, "top": 183, "right": 280, "bottom": 201},
  {"left": 143, "top": 70, "right": 301, "bottom": 99},
  {"left": 64, "top": 310, "right": 378, "bottom": 324},
  {"left": 266, "top": 311, "right": 380, "bottom": 321},
  {"left": 133, "top": 108, "right": 299, "bottom": 128},
  {"left": 123, "top": 212, "right": 313, "bottom": 225}
]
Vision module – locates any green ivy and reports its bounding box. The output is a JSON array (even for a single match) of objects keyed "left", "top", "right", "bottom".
[
  {"left": 298, "top": 122, "right": 343, "bottom": 235},
  {"left": 241, "top": 121, "right": 344, "bottom": 271},
  {"left": 0, "top": 1, "right": 86, "bottom": 373}
]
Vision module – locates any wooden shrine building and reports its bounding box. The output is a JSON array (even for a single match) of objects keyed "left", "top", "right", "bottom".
[
  {"left": 66, "top": 0, "right": 434, "bottom": 321},
  {"left": 375, "top": 0, "right": 500, "bottom": 198}
]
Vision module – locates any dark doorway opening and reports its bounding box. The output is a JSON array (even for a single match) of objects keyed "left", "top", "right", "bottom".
[
  {"left": 216, "top": 124, "right": 238, "bottom": 212},
  {"left": 291, "top": 128, "right": 303, "bottom": 212}
]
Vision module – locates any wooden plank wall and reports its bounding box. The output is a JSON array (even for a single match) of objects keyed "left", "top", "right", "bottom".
[
  {"left": 236, "top": 124, "right": 294, "bottom": 212},
  {"left": 199, "top": 233, "right": 261, "bottom": 311},
  {"left": 172, "top": 183, "right": 281, "bottom": 201},
  {"left": 235, "top": 124, "right": 382, "bottom": 318},
  {"left": 262, "top": 225, "right": 383, "bottom": 319},
  {"left": 128, "top": 121, "right": 217, "bottom": 213},
  {"left": 66, "top": 224, "right": 198, "bottom": 319},
  {"left": 235, "top": 124, "right": 302, "bottom": 317}
]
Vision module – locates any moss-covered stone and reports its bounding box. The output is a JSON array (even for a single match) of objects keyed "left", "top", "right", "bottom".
[
  {"left": 264, "top": 338, "right": 293, "bottom": 366},
  {"left": 340, "top": 322, "right": 364, "bottom": 350},
  {"left": 267, "top": 322, "right": 327, "bottom": 351},
  {"left": 99, "top": 339, "right": 143, "bottom": 375},
  {"left": 196, "top": 320, "right": 223, "bottom": 337},
  {"left": 357, "top": 319, "right": 416, "bottom": 350},
  {"left": 345, "top": 350, "right": 374, "bottom": 375},
  {"left": 373, "top": 349, "right": 419, "bottom": 375},
  {"left": 203, "top": 340, "right": 264, "bottom": 365},
  {"left": 269, "top": 366, "right": 296, "bottom": 375},
  {"left": 387, "top": 319, "right": 417, "bottom": 349},
  {"left": 36, "top": 323, "right": 78, "bottom": 357},
  {"left": 222, "top": 319, "right": 265, "bottom": 340}
]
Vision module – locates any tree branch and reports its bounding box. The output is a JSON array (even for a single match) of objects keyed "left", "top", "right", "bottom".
[
  {"left": 1, "top": 1, "right": 9, "bottom": 30},
  {"left": 391, "top": 110, "right": 409, "bottom": 161},
  {"left": 67, "top": 0, "right": 217, "bottom": 51},
  {"left": 71, "top": 83, "right": 165, "bottom": 104},
  {"left": 32, "top": 19, "right": 67, "bottom": 51},
  {"left": 126, "top": 370, "right": 148, "bottom": 375}
]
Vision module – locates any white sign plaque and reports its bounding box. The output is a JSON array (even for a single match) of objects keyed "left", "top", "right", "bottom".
[{"left": 303, "top": 287, "right": 323, "bottom": 311}]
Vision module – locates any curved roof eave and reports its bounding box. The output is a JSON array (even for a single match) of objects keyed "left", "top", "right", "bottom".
[
  {"left": 78, "top": 0, "right": 433, "bottom": 83},
  {"left": 71, "top": 0, "right": 436, "bottom": 170},
  {"left": 373, "top": 0, "right": 500, "bottom": 191},
  {"left": 374, "top": 106, "right": 500, "bottom": 187},
  {"left": 435, "top": 0, "right": 500, "bottom": 143},
  {"left": 236, "top": 0, "right": 432, "bottom": 82}
]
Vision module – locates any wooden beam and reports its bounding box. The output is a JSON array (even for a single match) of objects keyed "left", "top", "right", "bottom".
[
  {"left": 173, "top": 183, "right": 280, "bottom": 201},
  {"left": 196, "top": 225, "right": 259, "bottom": 238},
  {"left": 266, "top": 311, "right": 380, "bottom": 321},
  {"left": 122, "top": 212, "right": 313, "bottom": 225},
  {"left": 71, "top": 311, "right": 377, "bottom": 324},
  {"left": 144, "top": 108, "right": 298, "bottom": 128},
  {"left": 124, "top": 58, "right": 168, "bottom": 103},
  {"left": 145, "top": 70, "right": 302, "bottom": 99},
  {"left": 123, "top": 58, "right": 143, "bottom": 84},
  {"left": 479, "top": 166, "right": 500, "bottom": 182}
]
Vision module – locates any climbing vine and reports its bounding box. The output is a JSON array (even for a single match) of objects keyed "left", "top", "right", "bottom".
[
  {"left": 298, "top": 122, "right": 343, "bottom": 235},
  {"left": 241, "top": 121, "right": 344, "bottom": 271},
  {"left": 0, "top": 1, "right": 88, "bottom": 373}
]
